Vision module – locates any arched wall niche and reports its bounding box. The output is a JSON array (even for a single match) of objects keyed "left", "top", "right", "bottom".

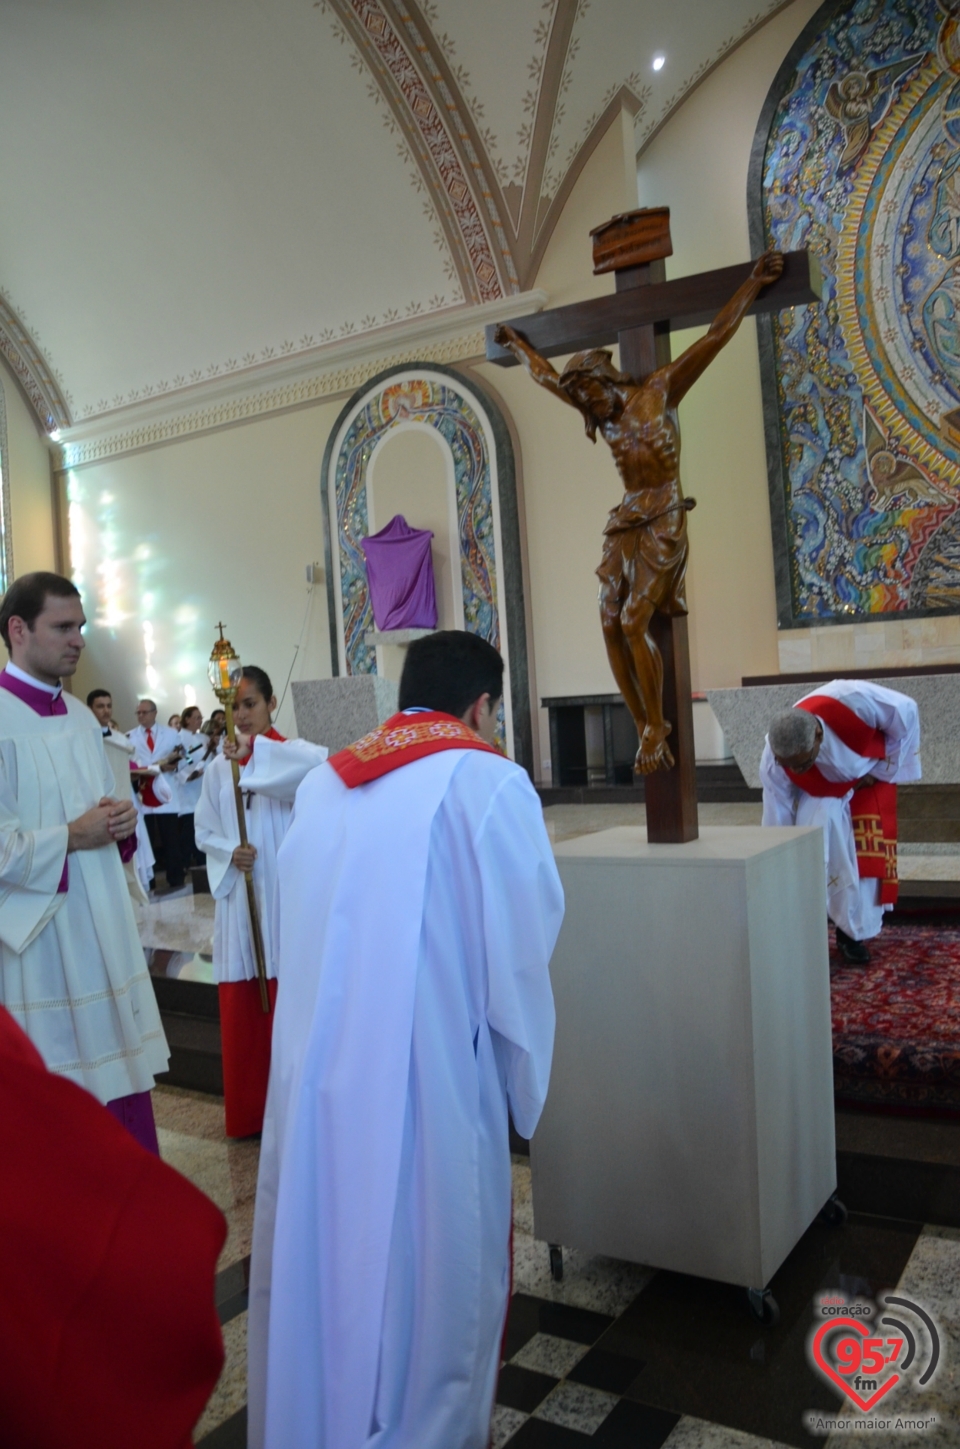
[
  {"left": 320, "top": 363, "right": 533, "bottom": 772},
  {"left": 366, "top": 424, "right": 464, "bottom": 635}
]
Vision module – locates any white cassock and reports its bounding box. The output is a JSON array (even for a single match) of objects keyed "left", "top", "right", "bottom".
[
  {"left": 176, "top": 729, "right": 209, "bottom": 816},
  {"left": 247, "top": 749, "right": 564, "bottom": 1449},
  {"left": 194, "top": 736, "right": 328, "bottom": 983},
  {"left": 760, "top": 679, "right": 921, "bottom": 939},
  {"left": 0, "top": 692, "right": 169, "bottom": 1102},
  {"left": 101, "top": 726, "right": 148, "bottom": 905}
]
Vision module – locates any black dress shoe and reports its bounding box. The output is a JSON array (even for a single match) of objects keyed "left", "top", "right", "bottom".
[{"left": 835, "top": 926, "right": 871, "bottom": 965}]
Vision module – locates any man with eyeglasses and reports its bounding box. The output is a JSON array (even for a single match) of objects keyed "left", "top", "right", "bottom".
[
  {"left": 129, "top": 697, "right": 185, "bottom": 892},
  {"left": 761, "top": 679, "right": 921, "bottom": 963}
]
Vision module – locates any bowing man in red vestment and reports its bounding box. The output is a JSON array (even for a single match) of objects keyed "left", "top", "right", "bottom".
[
  {"left": 0, "top": 1004, "right": 226, "bottom": 1449},
  {"left": 760, "top": 678, "right": 921, "bottom": 963}
]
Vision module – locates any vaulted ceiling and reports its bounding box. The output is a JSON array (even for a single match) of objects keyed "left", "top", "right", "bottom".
[{"left": 0, "top": 0, "right": 788, "bottom": 432}]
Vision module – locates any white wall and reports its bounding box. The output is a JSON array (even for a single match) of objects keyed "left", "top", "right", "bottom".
[{"left": 69, "top": 404, "right": 334, "bottom": 733}]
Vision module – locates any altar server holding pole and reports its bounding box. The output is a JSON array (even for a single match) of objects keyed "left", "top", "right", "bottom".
[
  {"left": 0, "top": 573, "right": 169, "bottom": 1151},
  {"left": 760, "top": 678, "right": 920, "bottom": 963},
  {"left": 248, "top": 630, "right": 564, "bottom": 1449},
  {"left": 195, "top": 645, "right": 327, "bottom": 1138}
]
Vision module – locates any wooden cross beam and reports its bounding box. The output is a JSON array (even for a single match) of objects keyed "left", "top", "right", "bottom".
[
  {"left": 484, "top": 250, "right": 821, "bottom": 366},
  {"left": 484, "top": 210, "right": 821, "bottom": 844}
]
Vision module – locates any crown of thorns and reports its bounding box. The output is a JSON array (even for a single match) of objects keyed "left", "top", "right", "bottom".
[{"left": 559, "top": 349, "right": 630, "bottom": 391}]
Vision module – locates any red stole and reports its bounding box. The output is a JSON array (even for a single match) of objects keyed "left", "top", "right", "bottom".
[
  {"left": 785, "top": 695, "right": 898, "bottom": 905},
  {"left": 329, "top": 711, "right": 500, "bottom": 788}
]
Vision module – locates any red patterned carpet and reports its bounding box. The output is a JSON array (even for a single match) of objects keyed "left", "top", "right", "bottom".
[{"left": 831, "top": 924, "right": 960, "bottom": 1112}]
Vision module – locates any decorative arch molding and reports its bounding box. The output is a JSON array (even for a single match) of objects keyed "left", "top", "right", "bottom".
[
  {"left": 0, "top": 293, "right": 70, "bottom": 435},
  {"left": 0, "top": 374, "right": 12, "bottom": 591},
  {"left": 320, "top": 362, "right": 532, "bottom": 772}
]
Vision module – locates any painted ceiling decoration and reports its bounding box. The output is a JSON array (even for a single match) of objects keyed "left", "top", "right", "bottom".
[
  {"left": 0, "top": 294, "right": 70, "bottom": 433},
  {"left": 753, "top": 0, "right": 960, "bottom": 625},
  {"left": 0, "top": 0, "right": 788, "bottom": 436}
]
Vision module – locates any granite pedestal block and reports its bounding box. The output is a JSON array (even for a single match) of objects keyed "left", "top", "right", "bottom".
[
  {"left": 291, "top": 676, "right": 398, "bottom": 752},
  {"left": 531, "top": 825, "right": 835, "bottom": 1292}
]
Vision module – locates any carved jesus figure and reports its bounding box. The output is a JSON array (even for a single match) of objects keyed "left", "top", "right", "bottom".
[{"left": 495, "top": 249, "right": 784, "bottom": 774}]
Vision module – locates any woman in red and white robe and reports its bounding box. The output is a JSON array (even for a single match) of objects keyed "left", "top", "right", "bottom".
[{"left": 195, "top": 667, "right": 327, "bottom": 1137}]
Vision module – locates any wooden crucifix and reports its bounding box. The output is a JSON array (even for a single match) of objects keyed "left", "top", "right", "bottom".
[{"left": 486, "top": 207, "right": 821, "bottom": 844}]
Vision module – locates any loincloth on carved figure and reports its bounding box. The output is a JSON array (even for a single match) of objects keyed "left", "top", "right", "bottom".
[{"left": 596, "top": 497, "right": 694, "bottom": 617}]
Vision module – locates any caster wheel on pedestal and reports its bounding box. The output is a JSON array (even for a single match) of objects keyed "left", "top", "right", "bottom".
[
  {"left": 549, "top": 1244, "right": 564, "bottom": 1282},
  {"left": 747, "top": 1287, "right": 780, "bottom": 1326},
  {"left": 818, "top": 1193, "right": 848, "bottom": 1227}
]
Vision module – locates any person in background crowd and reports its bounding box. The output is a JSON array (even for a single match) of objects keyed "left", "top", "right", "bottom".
[
  {"left": 202, "top": 716, "right": 225, "bottom": 758},
  {"left": 195, "top": 667, "right": 327, "bottom": 1138},
  {"left": 168, "top": 713, "right": 181, "bottom": 731},
  {"left": 0, "top": 572, "right": 168, "bottom": 1152},
  {"left": 87, "top": 688, "right": 150, "bottom": 905},
  {"left": 129, "top": 700, "right": 186, "bottom": 892},
  {"left": 177, "top": 705, "right": 207, "bottom": 868},
  {"left": 0, "top": 1003, "right": 226, "bottom": 1449}
]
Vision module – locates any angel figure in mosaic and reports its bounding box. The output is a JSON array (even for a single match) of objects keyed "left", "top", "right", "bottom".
[{"left": 824, "top": 55, "right": 922, "bottom": 173}]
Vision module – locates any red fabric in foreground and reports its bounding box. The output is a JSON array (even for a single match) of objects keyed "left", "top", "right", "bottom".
[
  {"left": 0, "top": 1006, "right": 226, "bottom": 1449},
  {"left": 329, "top": 711, "right": 500, "bottom": 788},
  {"left": 830, "top": 924, "right": 960, "bottom": 1112},
  {"left": 219, "top": 976, "right": 279, "bottom": 1137}
]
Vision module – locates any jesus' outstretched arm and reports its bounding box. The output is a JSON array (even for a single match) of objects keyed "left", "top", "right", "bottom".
[
  {"left": 662, "top": 250, "right": 784, "bottom": 407},
  {"left": 493, "top": 324, "right": 581, "bottom": 410}
]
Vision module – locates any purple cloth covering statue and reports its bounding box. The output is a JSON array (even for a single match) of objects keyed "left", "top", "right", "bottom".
[{"left": 361, "top": 514, "right": 439, "bottom": 631}]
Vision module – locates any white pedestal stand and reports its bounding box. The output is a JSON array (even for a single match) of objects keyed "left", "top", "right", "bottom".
[{"left": 531, "top": 825, "right": 837, "bottom": 1321}]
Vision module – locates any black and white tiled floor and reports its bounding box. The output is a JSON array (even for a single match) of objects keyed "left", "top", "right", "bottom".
[{"left": 160, "top": 1103, "right": 959, "bottom": 1449}]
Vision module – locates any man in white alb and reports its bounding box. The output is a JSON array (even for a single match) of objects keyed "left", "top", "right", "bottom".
[
  {"left": 0, "top": 573, "right": 168, "bottom": 1150},
  {"left": 87, "top": 687, "right": 151, "bottom": 904},
  {"left": 129, "top": 697, "right": 185, "bottom": 890},
  {"left": 761, "top": 678, "right": 921, "bottom": 963},
  {"left": 248, "top": 630, "right": 564, "bottom": 1449}
]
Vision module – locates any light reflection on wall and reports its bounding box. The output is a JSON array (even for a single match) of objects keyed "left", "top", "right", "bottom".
[{"left": 66, "top": 468, "right": 213, "bottom": 715}]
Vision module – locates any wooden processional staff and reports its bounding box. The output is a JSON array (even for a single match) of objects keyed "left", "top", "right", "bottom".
[{"left": 208, "top": 625, "right": 271, "bottom": 1013}]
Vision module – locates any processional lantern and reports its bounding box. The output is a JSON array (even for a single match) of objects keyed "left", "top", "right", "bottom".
[{"left": 207, "top": 624, "right": 270, "bottom": 1013}]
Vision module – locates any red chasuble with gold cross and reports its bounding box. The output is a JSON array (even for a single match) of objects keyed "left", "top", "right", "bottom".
[{"left": 783, "top": 694, "right": 899, "bottom": 905}]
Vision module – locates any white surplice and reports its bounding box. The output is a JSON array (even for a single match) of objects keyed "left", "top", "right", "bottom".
[
  {"left": 176, "top": 728, "right": 210, "bottom": 814},
  {"left": 760, "top": 679, "right": 921, "bottom": 939},
  {"left": 194, "top": 736, "right": 328, "bottom": 983},
  {"left": 0, "top": 691, "right": 169, "bottom": 1103},
  {"left": 247, "top": 749, "right": 564, "bottom": 1449}
]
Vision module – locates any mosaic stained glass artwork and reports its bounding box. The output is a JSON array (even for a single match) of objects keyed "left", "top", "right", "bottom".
[{"left": 762, "top": 0, "right": 960, "bottom": 620}]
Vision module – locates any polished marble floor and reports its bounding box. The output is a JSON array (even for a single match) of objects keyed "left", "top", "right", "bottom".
[
  {"left": 151, "top": 1088, "right": 959, "bottom": 1449},
  {"left": 145, "top": 801, "right": 960, "bottom": 1445}
]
